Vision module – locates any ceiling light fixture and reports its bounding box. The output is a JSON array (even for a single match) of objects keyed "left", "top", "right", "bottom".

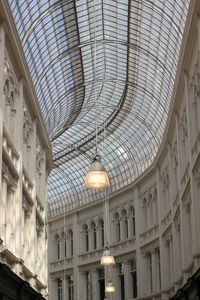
[
  {"left": 100, "top": 246, "right": 115, "bottom": 265},
  {"left": 85, "top": 155, "right": 110, "bottom": 189},
  {"left": 105, "top": 279, "right": 115, "bottom": 293},
  {"left": 84, "top": 0, "right": 109, "bottom": 190}
]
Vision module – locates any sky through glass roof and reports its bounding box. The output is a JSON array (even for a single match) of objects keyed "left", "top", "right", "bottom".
[{"left": 8, "top": 0, "right": 190, "bottom": 217}]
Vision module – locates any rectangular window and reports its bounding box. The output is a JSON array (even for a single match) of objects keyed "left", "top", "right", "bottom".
[
  {"left": 57, "top": 278, "right": 62, "bottom": 300},
  {"left": 117, "top": 220, "right": 121, "bottom": 241},
  {"left": 101, "top": 221, "right": 104, "bottom": 247},
  {"left": 155, "top": 247, "right": 161, "bottom": 290},
  {"left": 132, "top": 212, "right": 136, "bottom": 236},
  {"left": 86, "top": 271, "right": 92, "bottom": 300},
  {"left": 119, "top": 263, "right": 125, "bottom": 300},
  {"left": 94, "top": 225, "right": 97, "bottom": 249},
  {"left": 64, "top": 238, "right": 67, "bottom": 257},
  {"left": 147, "top": 252, "right": 153, "bottom": 293},
  {"left": 130, "top": 259, "right": 137, "bottom": 298},
  {"left": 98, "top": 268, "right": 105, "bottom": 300},
  {"left": 57, "top": 241, "right": 60, "bottom": 259},
  {"left": 68, "top": 276, "right": 73, "bottom": 300},
  {"left": 86, "top": 229, "right": 89, "bottom": 251},
  {"left": 70, "top": 232, "right": 73, "bottom": 255}
]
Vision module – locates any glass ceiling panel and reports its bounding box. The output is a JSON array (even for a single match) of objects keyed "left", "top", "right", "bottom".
[{"left": 8, "top": 0, "right": 190, "bottom": 217}]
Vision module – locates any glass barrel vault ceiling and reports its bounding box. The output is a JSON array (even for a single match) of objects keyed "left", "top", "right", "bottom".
[{"left": 9, "top": 0, "right": 190, "bottom": 217}]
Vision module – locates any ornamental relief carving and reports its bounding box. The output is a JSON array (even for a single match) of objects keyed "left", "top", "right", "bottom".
[
  {"left": 172, "top": 141, "right": 178, "bottom": 168},
  {"left": 141, "top": 183, "right": 157, "bottom": 207},
  {"left": 36, "top": 139, "right": 44, "bottom": 175},
  {"left": 180, "top": 108, "right": 188, "bottom": 140},
  {"left": 141, "top": 241, "right": 159, "bottom": 256},
  {"left": 161, "top": 167, "right": 170, "bottom": 191},
  {"left": 191, "top": 60, "right": 200, "bottom": 100},
  {"left": 193, "top": 164, "right": 200, "bottom": 185},
  {"left": 3, "top": 60, "right": 19, "bottom": 108},
  {"left": 23, "top": 106, "right": 33, "bottom": 145},
  {"left": 182, "top": 186, "right": 191, "bottom": 212}
]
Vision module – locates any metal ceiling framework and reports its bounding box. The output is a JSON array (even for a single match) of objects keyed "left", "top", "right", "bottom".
[{"left": 8, "top": 0, "right": 190, "bottom": 217}]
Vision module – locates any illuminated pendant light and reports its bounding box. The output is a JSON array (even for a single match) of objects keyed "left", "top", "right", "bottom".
[
  {"left": 85, "top": 155, "right": 110, "bottom": 189},
  {"left": 105, "top": 279, "right": 115, "bottom": 293},
  {"left": 100, "top": 247, "right": 115, "bottom": 265}
]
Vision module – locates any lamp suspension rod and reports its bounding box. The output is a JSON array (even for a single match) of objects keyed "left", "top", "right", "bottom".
[{"left": 93, "top": 0, "right": 98, "bottom": 156}]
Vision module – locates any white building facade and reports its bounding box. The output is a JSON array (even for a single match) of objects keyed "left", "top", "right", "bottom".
[
  {"left": 0, "top": 3, "right": 52, "bottom": 297},
  {"left": 48, "top": 1, "right": 200, "bottom": 299}
]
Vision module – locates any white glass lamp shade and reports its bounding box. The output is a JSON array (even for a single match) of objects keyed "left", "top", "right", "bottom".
[
  {"left": 105, "top": 279, "right": 115, "bottom": 293},
  {"left": 100, "top": 249, "right": 115, "bottom": 265},
  {"left": 85, "top": 155, "right": 110, "bottom": 189}
]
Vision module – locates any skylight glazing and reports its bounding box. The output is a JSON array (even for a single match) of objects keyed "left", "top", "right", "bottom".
[{"left": 9, "top": 0, "right": 190, "bottom": 217}]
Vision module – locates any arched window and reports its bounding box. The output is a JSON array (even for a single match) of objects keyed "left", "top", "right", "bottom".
[
  {"left": 55, "top": 234, "right": 60, "bottom": 260},
  {"left": 68, "top": 229, "right": 73, "bottom": 256},
  {"left": 99, "top": 219, "right": 104, "bottom": 247},
  {"left": 83, "top": 225, "right": 89, "bottom": 251},
  {"left": 114, "top": 213, "right": 120, "bottom": 242},
  {"left": 125, "top": 216, "right": 128, "bottom": 239},
  {"left": 122, "top": 209, "right": 128, "bottom": 239},
  {"left": 64, "top": 233, "right": 67, "bottom": 257},
  {"left": 132, "top": 209, "right": 136, "bottom": 236},
  {"left": 129, "top": 206, "right": 136, "bottom": 237},
  {"left": 143, "top": 198, "right": 148, "bottom": 230},
  {"left": 90, "top": 222, "right": 97, "bottom": 250},
  {"left": 60, "top": 232, "right": 65, "bottom": 259}
]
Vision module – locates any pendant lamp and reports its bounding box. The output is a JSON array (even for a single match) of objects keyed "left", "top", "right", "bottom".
[
  {"left": 105, "top": 279, "right": 115, "bottom": 293},
  {"left": 100, "top": 247, "right": 115, "bottom": 265},
  {"left": 85, "top": 155, "right": 110, "bottom": 189}
]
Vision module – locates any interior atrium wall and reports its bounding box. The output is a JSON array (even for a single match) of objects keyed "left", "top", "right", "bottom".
[
  {"left": 48, "top": 1, "right": 200, "bottom": 299},
  {"left": 0, "top": 12, "right": 52, "bottom": 299}
]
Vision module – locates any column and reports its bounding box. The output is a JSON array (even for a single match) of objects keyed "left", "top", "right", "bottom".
[
  {"left": 62, "top": 275, "right": 67, "bottom": 300},
  {"left": 156, "top": 167, "right": 164, "bottom": 294},
  {"left": 141, "top": 254, "right": 148, "bottom": 296},
  {"left": 172, "top": 223, "right": 182, "bottom": 283},
  {"left": 169, "top": 237, "right": 173, "bottom": 286},
  {"left": 185, "top": 73, "right": 200, "bottom": 264},
  {"left": 0, "top": 24, "right": 5, "bottom": 191},
  {"left": 15, "top": 79, "right": 24, "bottom": 259},
  {"left": 123, "top": 261, "right": 129, "bottom": 299},
  {"left": 134, "top": 186, "right": 142, "bottom": 297},
  {"left": 92, "top": 269, "right": 98, "bottom": 300},
  {"left": 79, "top": 271, "right": 85, "bottom": 300},
  {"left": 73, "top": 213, "right": 79, "bottom": 300},
  {"left": 6, "top": 184, "right": 16, "bottom": 253},
  {"left": 175, "top": 113, "right": 185, "bottom": 272},
  {"left": 109, "top": 264, "right": 117, "bottom": 300},
  {"left": 30, "top": 120, "right": 37, "bottom": 275},
  {"left": 50, "top": 277, "right": 58, "bottom": 300},
  {"left": 1, "top": 173, "right": 8, "bottom": 243}
]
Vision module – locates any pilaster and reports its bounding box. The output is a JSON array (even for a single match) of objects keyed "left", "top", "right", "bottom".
[{"left": 0, "top": 23, "right": 5, "bottom": 191}]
